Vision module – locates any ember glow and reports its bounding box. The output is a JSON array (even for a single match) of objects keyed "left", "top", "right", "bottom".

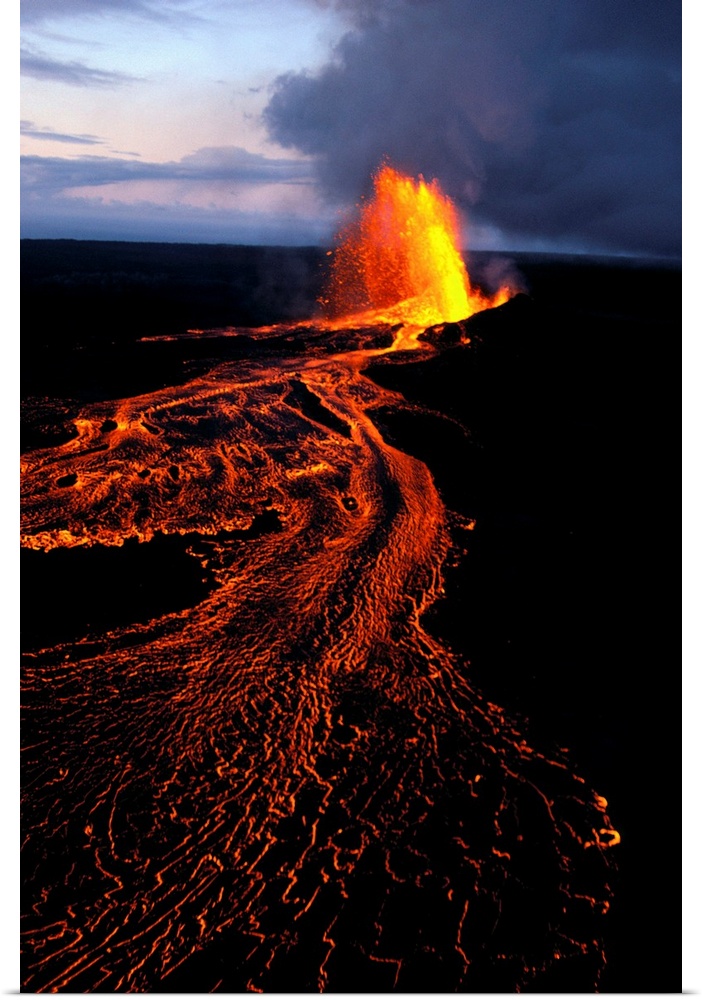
[
  {"left": 322, "top": 164, "right": 511, "bottom": 345},
  {"left": 21, "top": 189, "right": 619, "bottom": 992}
]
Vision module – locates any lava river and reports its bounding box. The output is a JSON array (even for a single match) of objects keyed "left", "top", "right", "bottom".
[{"left": 21, "top": 325, "right": 619, "bottom": 992}]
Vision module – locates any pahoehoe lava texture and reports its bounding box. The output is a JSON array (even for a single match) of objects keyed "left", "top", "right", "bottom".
[{"left": 22, "top": 245, "right": 678, "bottom": 993}]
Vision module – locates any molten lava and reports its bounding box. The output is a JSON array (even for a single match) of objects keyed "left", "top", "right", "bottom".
[
  {"left": 20, "top": 200, "right": 618, "bottom": 993},
  {"left": 322, "top": 164, "right": 511, "bottom": 340}
]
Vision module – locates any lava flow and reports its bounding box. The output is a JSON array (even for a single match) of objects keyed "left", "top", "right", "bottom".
[{"left": 21, "top": 167, "right": 618, "bottom": 992}]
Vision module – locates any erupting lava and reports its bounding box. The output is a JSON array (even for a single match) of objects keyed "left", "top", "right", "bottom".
[
  {"left": 21, "top": 175, "right": 618, "bottom": 993},
  {"left": 322, "top": 164, "right": 511, "bottom": 344}
]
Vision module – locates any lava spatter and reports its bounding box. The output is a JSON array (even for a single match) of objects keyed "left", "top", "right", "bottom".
[{"left": 321, "top": 164, "right": 511, "bottom": 346}]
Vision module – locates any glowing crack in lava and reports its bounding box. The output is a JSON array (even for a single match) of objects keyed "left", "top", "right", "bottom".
[
  {"left": 321, "top": 163, "right": 511, "bottom": 347},
  {"left": 21, "top": 179, "right": 618, "bottom": 992}
]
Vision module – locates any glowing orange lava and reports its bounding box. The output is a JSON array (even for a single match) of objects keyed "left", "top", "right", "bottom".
[
  {"left": 20, "top": 225, "right": 618, "bottom": 992},
  {"left": 322, "top": 164, "right": 511, "bottom": 344}
]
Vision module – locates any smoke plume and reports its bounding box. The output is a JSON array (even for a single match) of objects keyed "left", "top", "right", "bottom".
[{"left": 264, "top": 0, "right": 680, "bottom": 257}]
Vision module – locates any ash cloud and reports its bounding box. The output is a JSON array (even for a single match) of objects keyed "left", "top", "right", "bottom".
[{"left": 264, "top": 0, "right": 681, "bottom": 257}]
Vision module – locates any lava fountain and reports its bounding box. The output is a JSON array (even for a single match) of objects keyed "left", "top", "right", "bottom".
[{"left": 321, "top": 163, "right": 511, "bottom": 347}]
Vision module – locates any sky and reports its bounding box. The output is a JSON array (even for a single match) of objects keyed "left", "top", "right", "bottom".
[{"left": 20, "top": 0, "right": 682, "bottom": 255}]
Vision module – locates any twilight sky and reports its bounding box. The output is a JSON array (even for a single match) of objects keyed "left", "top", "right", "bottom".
[{"left": 20, "top": 0, "right": 681, "bottom": 255}]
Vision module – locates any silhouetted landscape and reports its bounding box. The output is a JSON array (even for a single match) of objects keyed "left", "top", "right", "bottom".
[{"left": 21, "top": 239, "right": 679, "bottom": 992}]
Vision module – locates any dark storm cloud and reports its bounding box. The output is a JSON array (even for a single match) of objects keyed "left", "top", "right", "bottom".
[
  {"left": 21, "top": 120, "right": 104, "bottom": 145},
  {"left": 264, "top": 0, "right": 681, "bottom": 256},
  {"left": 21, "top": 146, "right": 316, "bottom": 197},
  {"left": 21, "top": 49, "right": 139, "bottom": 87}
]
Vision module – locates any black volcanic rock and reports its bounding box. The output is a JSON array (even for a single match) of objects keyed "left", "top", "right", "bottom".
[
  {"left": 419, "top": 320, "right": 465, "bottom": 346},
  {"left": 462, "top": 292, "right": 535, "bottom": 341},
  {"left": 20, "top": 399, "right": 80, "bottom": 453},
  {"left": 20, "top": 533, "right": 215, "bottom": 652},
  {"left": 418, "top": 294, "right": 533, "bottom": 348},
  {"left": 285, "top": 377, "right": 352, "bottom": 438}
]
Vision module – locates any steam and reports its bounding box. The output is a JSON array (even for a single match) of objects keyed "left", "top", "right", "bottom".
[
  {"left": 466, "top": 253, "right": 526, "bottom": 298},
  {"left": 264, "top": 0, "right": 680, "bottom": 257}
]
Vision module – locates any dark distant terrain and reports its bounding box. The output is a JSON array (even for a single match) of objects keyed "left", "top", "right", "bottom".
[{"left": 21, "top": 240, "right": 679, "bottom": 992}]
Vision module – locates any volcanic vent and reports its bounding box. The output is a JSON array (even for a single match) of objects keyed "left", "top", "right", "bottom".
[{"left": 320, "top": 163, "right": 511, "bottom": 346}]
